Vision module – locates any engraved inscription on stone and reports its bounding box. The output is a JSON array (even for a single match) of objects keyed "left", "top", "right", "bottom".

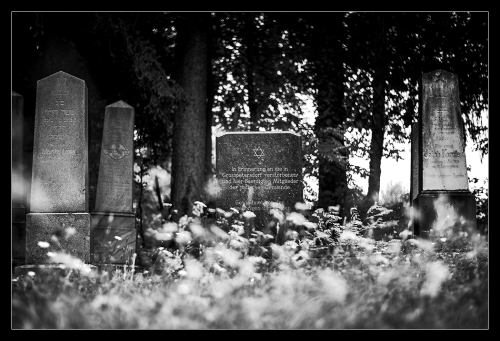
[
  {"left": 421, "top": 70, "right": 468, "bottom": 191},
  {"left": 30, "top": 71, "right": 89, "bottom": 213},
  {"left": 94, "top": 101, "right": 135, "bottom": 213},
  {"left": 216, "top": 132, "right": 303, "bottom": 215}
]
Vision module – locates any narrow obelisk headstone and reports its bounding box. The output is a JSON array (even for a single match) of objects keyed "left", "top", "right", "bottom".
[
  {"left": 12, "top": 91, "right": 26, "bottom": 270},
  {"left": 216, "top": 132, "right": 303, "bottom": 243},
  {"left": 15, "top": 71, "right": 91, "bottom": 276},
  {"left": 90, "top": 101, "right": 136, "bottom": 265},
  {"left": 413, "top": 70, "right": 477, "bottom": 238}
]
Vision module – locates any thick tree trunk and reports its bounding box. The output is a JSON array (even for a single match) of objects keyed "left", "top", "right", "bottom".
[
  {"left": 205, "top": 18, "right": 215, "bottom": 182},
  {"left": 315, "top": 76, "right": 348, "bottom": 216},
  {"left": 311, "top": 14, "right": 349, "bottom": 216},
  {"left": 366, "top": 73, "right": 385, "bottom": 205},
  {"left": 244, "top": 13, "right": 258, "bottom": 131},
  {"left": 366, "top": 14, "right": 386, "bottom": 207},
  {"left": 171, "top": 14, "right": 209, "bottom": 217}
]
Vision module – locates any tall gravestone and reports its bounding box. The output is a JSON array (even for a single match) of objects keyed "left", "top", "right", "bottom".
[
  {"left": 413, "top": 70, "right": 477, "bottom": 238},
  {"left": 90, "top": 101, "right": 136, "bottom": 265},
  {"left": 16, "top": 71, "right": 91, "bottom": 275},
  {"left": 216, "top": 132, "right": 303, "bottom": 242},
  {"left": 12, "top": 91, "right": 26, "bottom": 270}
]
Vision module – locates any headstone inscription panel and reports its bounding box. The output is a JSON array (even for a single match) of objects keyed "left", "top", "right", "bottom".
[
  {"left": 421, "top": 70, "right": 469, "bottom": 191},
  {"left": 23, "top": 71, "right": 91, "bottom": 267},
  {"left": 91, "top": 101, "right": 136, "bottom": 265},
  {"left": 12, "top": 91, "right": 26, "bottom": 269},
  {"left": 216, "top": 132, "right": 303, "bottom": 238},
  {"left": 413, "top": 70, "right": 477, "bottom": 238},
  {"left": 30, "top": 71, "right": 89, "bottom": 213}
]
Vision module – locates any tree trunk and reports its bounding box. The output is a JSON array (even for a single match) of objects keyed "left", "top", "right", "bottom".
[
  {"left": 366, "top": 14, "right": 386, "bottom": 207},
  {"left": 315, "top": 76, "right": 348, "bottom": 216},
  {"left": 311, "top": 14, "right": 349, "bottom": 216},
  {"left": 205, "top": 16, "right": 215, "bottom": 182},
  {"left": 171, "top": 14, "right": 209, "bottom": 217},
  {"left": 244, "top": 13, "right": 258, "bottom": 131},
  {"left": 152, "top": 143, "right": 164, "bottom": 212}
]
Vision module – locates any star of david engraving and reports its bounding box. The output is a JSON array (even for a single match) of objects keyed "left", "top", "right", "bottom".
[{"left": 253, "top": 147, "right": 265, "bottom": 159}]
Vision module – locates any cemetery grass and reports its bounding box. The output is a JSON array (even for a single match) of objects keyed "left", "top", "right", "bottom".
[{"left": 12, "top": 205, "right": 488, "bottom": 329}]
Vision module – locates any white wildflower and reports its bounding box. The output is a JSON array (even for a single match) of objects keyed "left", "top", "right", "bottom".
[
  {"left": 37, "top": 241, "right": 50, "bottom": 248},
  {"left": 420, "top": 261, "right": 451, "bottom": 298},
  {"left": 242, "top": 211, "right": 256, "bottom": 219}
]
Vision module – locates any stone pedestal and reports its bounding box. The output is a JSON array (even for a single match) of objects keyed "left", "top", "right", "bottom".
[
  {"left": 90, "top": 212, "right": 136, "bottom": 264},
  {"left": 413, "top": 190, "right": 477, "bottom": 238},
  {"left": 12, "top": 91, "right": 26, "bottom": 271},
  {"left": 14, "top": 263, "right": 97, "bottom": 277},
  {"left": 12, "top": 207, "right": 26, "bottom": 270},
  {"left": 26, "top": 213, "right": 91, "bottom": 264}
]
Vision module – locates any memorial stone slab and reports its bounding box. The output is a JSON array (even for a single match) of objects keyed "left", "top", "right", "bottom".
[
  {"left": 91, "top": 101, "right": 136, "bottom": 265},
  {"left": 12, "top": 91, "right": 26, "bottom": 270},
  {"left": 19, "top": 71, "right": 91, "bottom": 273},
  {"left": 413, "top": 70, "right": 477, "bottom": 238},
  {"left": 30, "top": 71, "right": 89, "bottom": 212},
  {"left": 216, "top": 132, "right": 303, "bottom": 240}
]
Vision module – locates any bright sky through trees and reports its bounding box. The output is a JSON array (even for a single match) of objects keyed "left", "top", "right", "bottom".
[{"left": 301, "top": 97, "right": 488, "bottom": 202}]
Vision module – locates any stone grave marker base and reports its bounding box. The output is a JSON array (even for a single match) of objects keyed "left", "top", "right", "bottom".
[
  {"left": 90, "top": 212, "right": 137, "bottom": 265},
  {"left": 94, "top": 263, "right": 140, "bottom": 274},
  {"left": 25, "top": 213, "right": 90, "bottom": 264},
  {"left": 12, "top": 206, "right": 26, "bottom": 271},
  {"left": 413, "top": 190, "right": 477, "bottom": 239},
  {"left": 14, "top": 263, "right": 97, "bottom": 277}
]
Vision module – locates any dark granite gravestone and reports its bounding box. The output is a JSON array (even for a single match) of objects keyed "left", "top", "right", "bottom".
[
  {"left": 412, "top": 70, "right": 477, "bottom": 238},
  {"left": 216, "top": 132, "right": 303, "bottom": 241},
  {"left": 12, "top": 91, "right": 26, "bottom": 271},
  {"left": 16, "top": 71, "right": 91, "bottom": 275},
  {"left": 90, "top": 101, "right": 136, "bottom": 265}
]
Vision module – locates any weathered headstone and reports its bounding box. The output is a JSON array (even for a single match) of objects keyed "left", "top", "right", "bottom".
[
  {"left": 90, "top": 101, "right": 136, "bottom": 265},
  {"left": 216, "top": 132, "right": 303, "bottom": 241},
  {"left": 16, "top": 71, "right": 91, "bottom": 275},
  {"left": 412, "top": 70, "right": 477, "bottom": 238},
  {"left": 12, "top": 91, "right": 26, "bottom": 270}
]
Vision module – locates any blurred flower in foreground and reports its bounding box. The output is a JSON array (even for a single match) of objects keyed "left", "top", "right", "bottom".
[
  {"left": 37, "top": 241, "right": 50, "bottom": 248},
  {"left": 420, "top": 261, "right": 451, "bottom": 298},
  {"left": 242, "top": 211, "right": 256, "bottom": 219},
  {"left": 47, "top": 252, "right": 93, "bottom": 274}
]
